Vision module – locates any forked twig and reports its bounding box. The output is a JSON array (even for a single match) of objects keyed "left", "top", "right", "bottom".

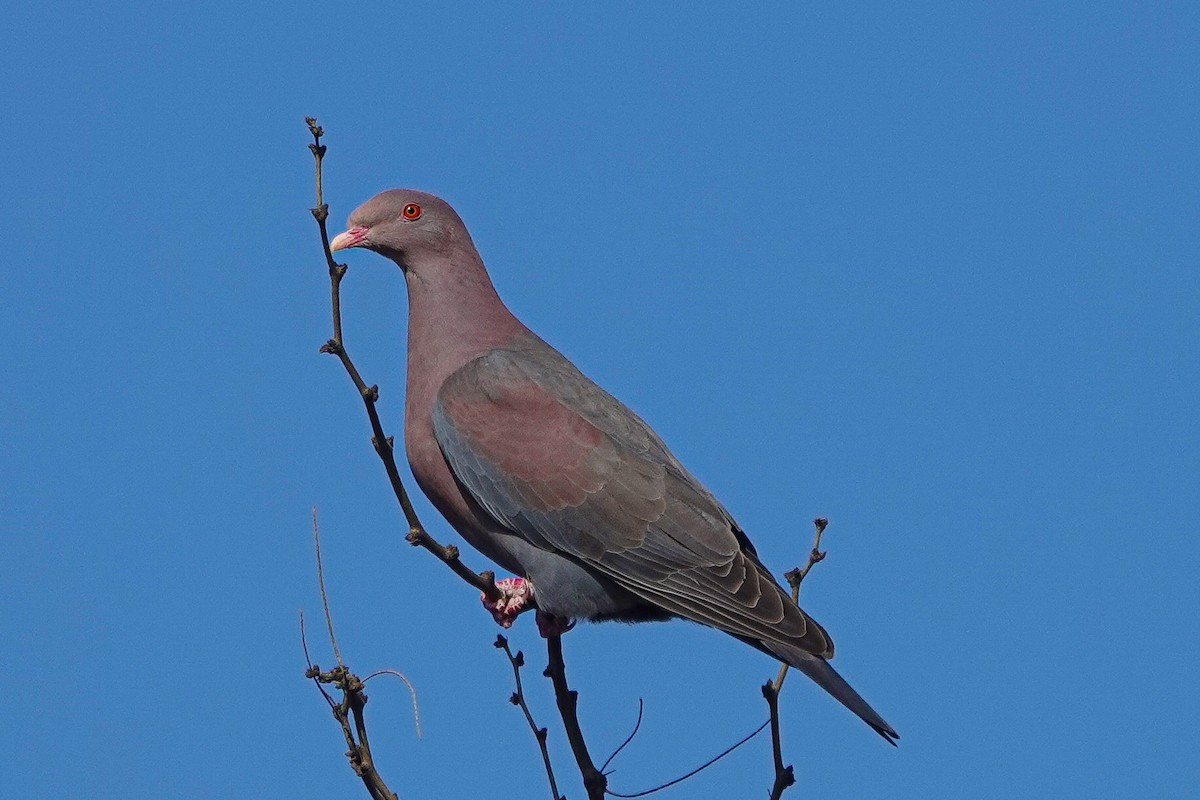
[
  {"left": 301, "top": 518, "right": 400, "bottom": 800},
  {"left": 772, "top": 517, "right": 829, "bottom": 693},
  {"left": 763, "top": 517, "right": 831, "bottom": 799}
]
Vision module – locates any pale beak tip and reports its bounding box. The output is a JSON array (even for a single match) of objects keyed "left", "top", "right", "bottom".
[{"left": 329, "top": 225, "right": 368, "bottom": 252}]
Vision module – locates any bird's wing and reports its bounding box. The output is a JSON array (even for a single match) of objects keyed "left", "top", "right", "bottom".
[{"left": 432, "top": 343, "right": 832, "bottom": 658}]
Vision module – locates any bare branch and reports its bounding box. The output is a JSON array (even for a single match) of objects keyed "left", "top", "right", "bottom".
[
  {"left": 305, "top": 663, "right": 398, "bottom": 800},
  {"left": 304, "top": 117, "right": 501, "bottom": 603},
  {"left": 302, "top": 508, "right": 400, "bottom": 800},
  {"left": 786, "top": 517, "right": 829, "bottom": 594},
  {"left": 772, "top": 517, "right": 830, "bottom": 693},
  {"left": 496, "top": 635, "right": 565, "bottom": 800},
  {"left": 544, "top": 634, "right": 607, "bottom": 800},
  {"left": 762, "top": 682, "right": 795, "bottom": 800},
  {"left": 761, "top": 517, "right": 831, "bottom": 798}
]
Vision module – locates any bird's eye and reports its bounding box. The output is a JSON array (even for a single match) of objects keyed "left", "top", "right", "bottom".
[{"left": 402, "top": 203, "right": 422, "bottom": 220}]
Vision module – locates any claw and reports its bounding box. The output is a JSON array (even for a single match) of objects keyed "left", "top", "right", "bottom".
[{"left": 535, "top": 610, "right": 575, "bottom": 638}]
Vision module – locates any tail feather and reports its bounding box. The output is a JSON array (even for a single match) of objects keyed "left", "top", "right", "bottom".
[{"left": 766, "top": 642, "right": 899, "bottom": 746}]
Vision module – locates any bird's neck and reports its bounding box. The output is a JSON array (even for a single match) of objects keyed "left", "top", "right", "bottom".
[{"left": 402, "top": 251, "right": 527, "bottom": 436}]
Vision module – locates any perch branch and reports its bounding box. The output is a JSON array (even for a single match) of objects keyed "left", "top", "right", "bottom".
[
  {"left": 544, "top": 634, "right": 607, "bottom": 800},
  {"left": 305, "top": 117, "right": 501, "bottom": 604}
]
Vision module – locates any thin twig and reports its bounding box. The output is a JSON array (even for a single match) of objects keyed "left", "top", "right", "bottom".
[
  {"left": 772, "top": 517, "right": 830, "bottom": 693},
  {"left": 312, "top": 507, "right": 343, "bottom": 667},
  {"left": 304, "top": 116, "right": 501, "bottom": 603},
  {"left": 300, "top": 610, "right": 338, "bottom": 713},
  {"left": 496, "top": 635, "right": 564, "bottom": 800},
  {"left": 788, "top": 517, "right": 829, "bottom": 593},
  {"left": 600, "top": 699, "right": 644, "bottom": 774},
  {"left": 544, "top": 634, "right": 606, "bottom": 800},
  {"left": 605, "top": 717, "right": 771, "bottom": 798}
]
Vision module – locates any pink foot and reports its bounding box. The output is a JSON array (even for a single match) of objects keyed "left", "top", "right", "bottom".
[
  {"left": 482, "top": 577, "right": 533, "bottom": 628},
  {"left": 535, "top": 610, "right": 576, "bottom": 638}
]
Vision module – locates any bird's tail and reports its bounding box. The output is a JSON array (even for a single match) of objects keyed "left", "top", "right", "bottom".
[{"left": 764, "top": 641, "right": 899, "bottom": 745}]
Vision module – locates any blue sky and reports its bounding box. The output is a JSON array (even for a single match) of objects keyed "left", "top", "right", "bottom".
[{"left": 3, "top": 3, "right": 1197, "bottom": 798}]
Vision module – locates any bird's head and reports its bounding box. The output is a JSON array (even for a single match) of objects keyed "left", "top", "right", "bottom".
[{"left": 329, "top": 189, "right": 474, "bottom": 270}]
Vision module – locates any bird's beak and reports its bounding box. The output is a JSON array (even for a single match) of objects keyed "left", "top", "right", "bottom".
[{"left": 329, "top": 225, "right": 369, "bottom": 252}]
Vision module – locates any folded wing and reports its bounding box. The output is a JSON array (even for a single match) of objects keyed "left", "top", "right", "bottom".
[{"left": 432, "top": 343, "right": 833, "bottom": 659}]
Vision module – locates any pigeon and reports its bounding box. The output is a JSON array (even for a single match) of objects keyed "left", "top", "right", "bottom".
[{"left": 330, "top": 190, "right": 898, "bottom": 744}]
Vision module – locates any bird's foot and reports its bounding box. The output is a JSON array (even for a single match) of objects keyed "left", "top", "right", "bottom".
[
  {"left": 482, "top": 577, "right": 534, "bottom": 628},
  {"left": 535, "top": 610, "right": 576, "bottom": 638}
]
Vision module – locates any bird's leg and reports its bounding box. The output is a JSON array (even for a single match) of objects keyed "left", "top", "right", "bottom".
[
  {"left": 482, "top": 576, "right": 535, "bottom": 628},
  {"left": 535, "top": 611, "right": 575, "bottom": 638}
]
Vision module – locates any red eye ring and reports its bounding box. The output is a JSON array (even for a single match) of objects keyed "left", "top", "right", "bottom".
[{"left": 402, "top": 203, "right": 422, "bottom": 220}]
